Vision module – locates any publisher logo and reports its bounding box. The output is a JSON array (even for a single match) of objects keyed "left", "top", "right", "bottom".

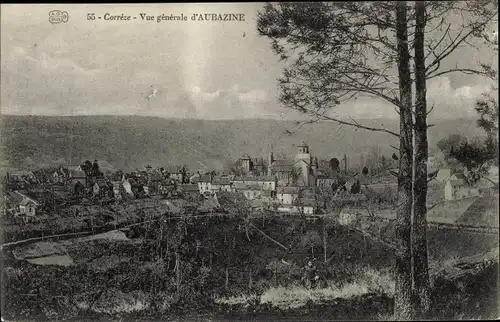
[{"left": 49, "top": 10, "right": 69, "bottom": 24}]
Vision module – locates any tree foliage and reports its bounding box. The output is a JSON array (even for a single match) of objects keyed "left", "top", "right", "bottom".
[
  {"left": 329, "top": 158, "right": 340, "bottom": 173},
  {"left": 257, "top": 1, "right": 497, "bottom": 129},
  {"left": 437, "top": 134, "right": 468, "bottom": 158},
  {"left": 300, "top": 230, "right": 322, "bottom": 258},
  {"left": 257, "top": 1, "right": 497, "bottom": 318}
]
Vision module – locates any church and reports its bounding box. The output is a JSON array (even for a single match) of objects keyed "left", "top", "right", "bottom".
[{"left": 267, "top": 142, "right": 318, "bottom": 187}]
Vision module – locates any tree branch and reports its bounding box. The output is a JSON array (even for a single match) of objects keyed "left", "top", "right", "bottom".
[
  {"left": 425, "top": 10, "right": 498, "bottom": 73},
  {"left": 248, "top": 222, "right": 288, "bottom": 251},
  {"left": 427, "top": 68, "right": 491, "bottom": 80},
  {"left": 390, "top": 145, "right": 400, "bottom": 151},
  {"left": 426, "top": 102, "right": 435, "bottom": 116},
  {"left": 424, "top": 23, "right": 451, "bottom": 61},
  {"left": 316, "top": 113, "right": 400, "bottom": 138}
]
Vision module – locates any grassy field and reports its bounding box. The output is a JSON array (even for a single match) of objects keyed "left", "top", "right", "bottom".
[{"left": 2, "top": 210, "right": 498, "bottom": 320}]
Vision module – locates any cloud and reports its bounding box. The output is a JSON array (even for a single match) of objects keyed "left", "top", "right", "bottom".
[
  {"left": 189, "top": 85, "right": 221, "bottom": 101},
  {"left": 1, "top": 4, "right": 496, "bottom": 121},
  {"left": 1, "top": 41, "right": 187, "bottom": 116},
  {"left": 322, "top": 75, "right": 495, "bottom": 121},
  {"left": 5, "top": 46, "right": 100, "bottom": 77},
  {"left": 183, "top": 84, "right": 278, "bottom": 119},
  {"left": 427, "top": 75, "right": 495, "bottom": 119},
  {"left": 238, "top": 89, "right": 267, "bottom": 103}
]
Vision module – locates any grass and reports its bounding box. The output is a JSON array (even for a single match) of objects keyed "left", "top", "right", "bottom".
[
  {"left": 74, "top": 289, "right": 151, "bottom": 314},
  {"left": 215, "top": 266, "right": 394, "bottom": 310}
]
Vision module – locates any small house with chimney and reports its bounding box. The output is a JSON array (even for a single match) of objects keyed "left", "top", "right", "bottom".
[{"left": 14, "top": 192, "right": 40, "bottom": 217}]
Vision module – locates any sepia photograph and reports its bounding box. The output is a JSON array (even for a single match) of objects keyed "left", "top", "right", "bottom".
[{"left": 0, "top": 2, "right": 498, "bottom": 321}]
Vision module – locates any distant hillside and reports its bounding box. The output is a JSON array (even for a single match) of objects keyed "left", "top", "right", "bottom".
[{"left": 0, "top": 115, "right": 485, "bottom": 173}]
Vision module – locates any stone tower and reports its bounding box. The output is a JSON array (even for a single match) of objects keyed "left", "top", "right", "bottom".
[
  {"left": 241, "top": 154, "right": 253, "bottom": 173},
  {"left": 295, "top": 141, "right": 311, "bottom": 164},
  {"left": 267, "top": 151, "right": 274, "bottom": 176}
]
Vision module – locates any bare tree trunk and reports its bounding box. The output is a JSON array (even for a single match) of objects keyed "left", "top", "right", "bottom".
[
  {"left": 166, "top": 241, "right": 170, "bottom": 268},
  {"left": 363, "top": 234, "right": 366, "bottom": 257},
  {"left": 394, "top": 2, "right": 414, "bottom": 320},
  {"left": 225, "top": 267, "right": 229, "bottom": 290},
  {"left": 413, "top": 1, "right": 431, "bottom": 316},
  {"left": 323, "top": 227, "right": 327, "bottom": 263},
  {"left": 176, "top": 251, "right": 181, "bottom": 295},
  {"left": 158, "top": 224, "right": 163, "bottom": 259}
]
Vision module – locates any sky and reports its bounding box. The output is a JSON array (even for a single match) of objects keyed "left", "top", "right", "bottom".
[{"left": 1, "top": 3, "right": 498, "bottom": 121}]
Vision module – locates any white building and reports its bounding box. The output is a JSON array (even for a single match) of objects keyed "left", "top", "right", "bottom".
[
  {"left": 316, "top": 176, "right": 337, "bottom": 189},
  {"left": 197, "top": 174, "right": 213, "bottom": 195},
  {"left": 436, "top": 168, "right": 452, "bottom": 183},
  {"left": 166, "top": 166, "right": 184, "bottom": 183},
  {"left": 338, "top": 208, "right": 369, "bottom": 225},
  {"left": 122, "top": 180, "right": 133, "bottom": 196},
  {"left": 112, "top": 181, "right": 122, "bottom": 200},
  {"left": 17, "top": 193, "right": 39, "bottom": 217},
  {"left": 233, "top": 182, "right": 261, "bottom": 200},
  {"left": 276, "top": 199, "right": 316, "bottom": 215},
  {"left": 301, "top": 199, "right": 316, "bottom": 215},
  {"left": 487, "top": 165, "right": 499, "bottom": 183},
  {"left": 444, "top": 173, "right": 495, "bottom": 201},
  {"left": 211, "top": 175, "right": 234, "bottom": 193},
  {"left": 276, "top": 186, "right": 299, "bottom": 205},
  {"left": 233, "top": 176, "right": 277, "bottom": 192},
  {"left": 52, "top": 171, "right": 65, "bottom": 184}
]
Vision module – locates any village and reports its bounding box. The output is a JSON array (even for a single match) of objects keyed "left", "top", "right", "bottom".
[
  {"left": 2, "top": 141, "right": 498, "bottom": 234},
  {"left": 2, "top": 138, "right": 498, "bottom": 322},
  {"left": 2, "top": 1, "right": 499, "bottom": 320}
]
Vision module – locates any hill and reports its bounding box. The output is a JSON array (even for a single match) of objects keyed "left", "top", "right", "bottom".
[{"left": 0, "top": 115, "right": 485, "bottom": 173}]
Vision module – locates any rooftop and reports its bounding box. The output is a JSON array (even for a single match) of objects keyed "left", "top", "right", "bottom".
[
  {"left": 198, "top": 174, "right": 212, "bottom": 183},
  {"left": 456, "top": 195, "right": 499, "bottom": 228},
  {"left": 270, "top": 160, "right": 294, "bottom": 172},
  {"left": 277, "top": 186, "right": 299, "bottom": 194},
  {"left": 20, "top": 198, "right": 39, "bottom": 206},
  {"left": 301, "top": 198, "right": 316, "bottom": 207},
  {"left": 180, "top": 184, "right": 200, "bottom": 192},
  {"left": 234, "top": 182, "right": 262, "bottom": 190},
  {"left": 212, "top": 176, "right": 232, "bottom": 185},
  {"left": 427, "top": 198, "right": 478, "bottom": 225},
  {"left": 317, "top": 175, "right": 336, "bottom": 180},
  {"left": 165, "top": 166, "right": 183, "bottom": 173},
  {"left": 233, "top": 175, "right": 276, "bottom": 182}
]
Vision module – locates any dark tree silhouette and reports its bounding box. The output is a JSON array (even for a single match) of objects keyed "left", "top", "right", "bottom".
[
  {"left": 81, "top": 160, "right": 93, "bottom": 176},
  {"left": 91, "top": 160, "right": 102, "bottom": 177},
  {"left": 475, "top": 92, "right": 499, "bottom": 165},
  {"left": 350, "top": 179, "right": 361, "bottom": 194},
  {"left": 329, "top": 158, "right": 340, "bottom": 174},
  {"left": 437, "top": 134, "right": 468, "bottom": 158},
  {"left": 180, "top": 165, "right": 188, "bottom": 184}
]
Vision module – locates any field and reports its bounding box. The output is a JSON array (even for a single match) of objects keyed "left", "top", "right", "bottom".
[{"left": 2, "top": 211, "right": 498, "bottom": 320}]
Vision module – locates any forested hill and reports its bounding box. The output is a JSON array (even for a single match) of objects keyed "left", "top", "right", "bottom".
[{"left": 0, "top": 115, "right": 485, "bottom": 173}]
